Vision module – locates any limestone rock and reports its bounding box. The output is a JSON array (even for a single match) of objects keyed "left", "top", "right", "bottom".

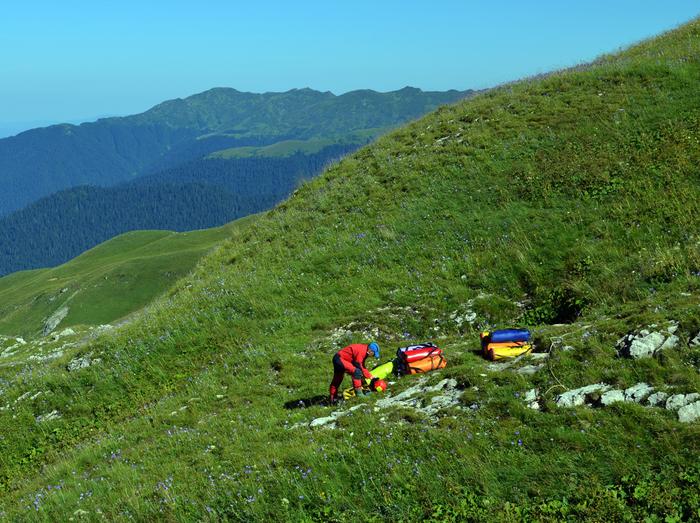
[
  {"left": 689, "top": 332, "right": 700, "bottom": 347},
  {"left": 523, "top": 388, "right": 538, "bottom": 402},
  {"left": 646, "top": 391, "right": 668, "bottom": 407},
  {"left": 556, "top": 384, "right": 611, "bottom": 407},
  {"left": 658, "top": 335, "right": 679, "bottom": 352},
  {"left": 624, "top": 382, "right": 654, "bottom": 403},
  {"left": 516, "top": 364, "right": 542, "bottom": 375},
  {"left": 43, "top": 306, "right": 69, "bottom": 336},
  {"left": 616, "top": 327, "right": 678, "bottom": 359},
  {"left": 677, "top": 401, "right": 700, "bottom": 423},
  {"left": 300, "top": 378, "right": 463, "bottom": 430},
  {"left": 665, "top": 393, "right": 700, "bottom": 411},
  {"left": 523, "top": 388, "right": 540, "bottom": 410},
  {"left": 67, "top": 353, "right": 102, "bottom": 372},
  {"left": 309, "top": 416, "right": 337, "bottom": 429},
  {"left": 36, "top": 410, "right": 61, "bottom": 423},
  {"left": 600, "top": 390, "right": 625, "bottom": 405}
]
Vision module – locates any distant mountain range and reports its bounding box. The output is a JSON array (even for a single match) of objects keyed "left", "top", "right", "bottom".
[
  {"left": 0, "top": 87, "right": 471, "bottom": 217},
  {"left": 0, "top": 86, "right": 473, "bottom": 275}
]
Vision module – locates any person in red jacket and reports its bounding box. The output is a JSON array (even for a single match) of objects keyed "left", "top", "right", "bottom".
[{"left": 329, "top": 342, "right": 380, "bottom": 404}]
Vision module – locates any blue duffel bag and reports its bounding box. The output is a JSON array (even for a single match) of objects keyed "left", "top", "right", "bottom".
[{"left": 489, "top": 329, "right": 530, "bottom": 343}]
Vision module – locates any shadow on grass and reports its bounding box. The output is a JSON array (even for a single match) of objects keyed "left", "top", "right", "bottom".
[{"left": 284, "top": 394, "right": 328, "bottom": 410}]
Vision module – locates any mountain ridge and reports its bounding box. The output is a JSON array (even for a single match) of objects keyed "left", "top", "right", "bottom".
[{"left": 0, "top": 86, "right": 471, "bottom": 216}]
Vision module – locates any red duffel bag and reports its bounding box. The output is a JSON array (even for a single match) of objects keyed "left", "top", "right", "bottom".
[{"left": 396, "top": 343, "right": 443, "bottom": 363}]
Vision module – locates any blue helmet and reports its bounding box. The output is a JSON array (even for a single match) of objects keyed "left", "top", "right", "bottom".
[{"left": 368, "top": 342, "right": 380, "bottom": 359}]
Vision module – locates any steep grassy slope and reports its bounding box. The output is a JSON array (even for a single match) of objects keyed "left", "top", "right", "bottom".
[
  {"left": 0, "top": 218, "right": 252, "bottom": 336},
  {"left": 1, "top": 21, "right": 700, "bottom": 521}
]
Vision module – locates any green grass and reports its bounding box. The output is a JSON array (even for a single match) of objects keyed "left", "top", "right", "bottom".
[
  {"left": 211, "top": 138, "right": 339, "bottom": 159},
  {"left": 0, "top": 217, "right": 254, "bottom": 337},
  {"left": 1, "top": 19, "right": 700, "bottom": 521},
  {"left": 209, "top": 128, "right": 393, "bottom": 159}
]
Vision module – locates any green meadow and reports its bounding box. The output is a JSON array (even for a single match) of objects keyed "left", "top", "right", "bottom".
[{"left": 0, "top": 20, "right": 699, "bottom": 521}]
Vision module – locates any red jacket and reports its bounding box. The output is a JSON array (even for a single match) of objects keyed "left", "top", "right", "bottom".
[{"left": 337, "top": 343, "right": 373, "bottom": 379}]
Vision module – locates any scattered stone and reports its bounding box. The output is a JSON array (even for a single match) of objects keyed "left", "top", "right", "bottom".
[
  {"left": 15, "top": 391, "right": 33, "bottom": 404},
  {"left": 600, "top": 390, "right": 626, "bottom": 405},
  {"left": 529, "top": 353, "right": 550, "bottom": 361},
  {"left": 616, "top": 326, "right": 679, "bottom": 359},
  {"left": 67, "top": 353, "right": 102, "bottom": 372},
  {"left": 678, "top": 401, "right": 700, "bottom": 423},
  {"left": 646, "top": 391, "right": 668, "bottom": 407},
  {"left": 306, "top": 404, "right": 365, "bottom": 429},
  {"left": 665, "top": 393, "right": 700, "bottom": 411},
  {"left": 523, "top": 389, "right": 538, "bottom": 402},
  {"left": 309, "top": 416, "right": 336, "bottom": 428},
  {"left": 658, "top": 335, "right": 679, "bottom": 352},
  {"left": 523, "top": 388, "right": 540, "bottom": 410},
  {"left": 15, "top": 338, "right": 26, "bottom": 345},
  {"left": 299, "top": 378, "right": 463, "bottom": 430},
  {"left": 624, "top": 382, "right": 654, "bottom": 403},
  {"left": 449, "top": 308, "right": 477, "bottom": 329},
  {"left": 36, "top": 410, "right": 61, "bottom": 423},
  {"left": 58, "top": 328, "right": 76, "bottom": 337},
  {"left": 43, "top": 306, "right": 69, "bottom": 336},
  {"left": 516, "top": 365, "right": 542, "bottom": 376},
  {"left": 689, "top": 332, "right": 700, "bottom": 347},
  {"left": 555, "top": 383, "right": 611, "bottom": 408},
  {"left": 28, "top": 348, "right": 64, "bottom": 362}
]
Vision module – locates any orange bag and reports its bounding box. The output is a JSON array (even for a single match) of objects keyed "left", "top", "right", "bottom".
[{"left": 405, "top": 353, "right": 447, "bottom": 374}]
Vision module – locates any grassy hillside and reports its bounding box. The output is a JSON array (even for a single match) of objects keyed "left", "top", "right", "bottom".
[
  {"left": 0, "top": 218, "right": 252, "bottom": 336},
  {"left": 1, "top": 21, "right": 700, "bottom": 521}
]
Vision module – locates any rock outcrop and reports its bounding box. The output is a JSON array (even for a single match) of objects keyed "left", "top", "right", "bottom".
[
  {"left": 43, "top": 306, "right": 69, "bottom": 336},
  {"left": 677, "top": 401, "right": 700, "bottom": 423},
  {"left": 295, "top": 378, "right": 463, "bottom": 430},
  {"left": 555, "top": 384, "right": 611, "bottom": 407},
  {"left": 616, "top": 323, "right": 679, "bottom": 359},
  {"left": 546, "top": 382, "right": 699, "bottom": 423}
]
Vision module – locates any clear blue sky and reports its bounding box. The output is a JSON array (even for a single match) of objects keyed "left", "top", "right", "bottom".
[{"left": 1, "top": 1, "right": 698, "bottom": 135}]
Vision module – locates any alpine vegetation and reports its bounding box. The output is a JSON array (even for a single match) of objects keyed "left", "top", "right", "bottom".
[{"left": 0, "top": 20, "right": 699, "bottom": 522}]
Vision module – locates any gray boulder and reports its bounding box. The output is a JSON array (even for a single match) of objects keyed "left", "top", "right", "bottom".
[
  {"left": 677, "top": 401, "right": 700, "bottom": 423},
  {"left": 556, "top": 384, "right": 611, "bottom": 407},
  {"left": 665, "top": 393, "right": 700, "bottom": 411},
  {"left": 521, "top": 388, "right": 540, "bottom": 410},
  {"left": 36, "top": 410, "right": 61, "bottom": 423},
  {"left": 646, "top": 391, "right": 669, "bottom": 407},
  {"left": 600, "top": 390, "right": 626, "bottom": 405},
  {"left": 624, "top": 383, "right": 654, "bottom": 403},
  {"left": 516, "top": 365, "right": 543, "bottom": 376},
  {"left": 43, "top": 307, "right": 69, "bottom": 336},
  {"left": 616, "top": 328, "right": 679, "bottom": 359}
]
